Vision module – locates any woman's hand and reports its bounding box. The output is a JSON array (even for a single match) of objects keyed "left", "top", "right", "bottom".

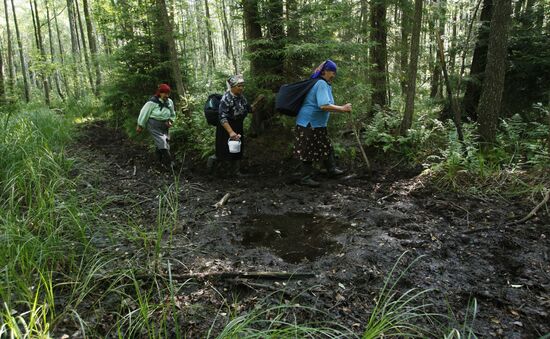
[
  {"left": 229, "top": 131, "right": 241, "bottom": 140},
  {"left": 342, "top": 103, "right": 352, "bottom": 112},
  {"left": 165, "top": 120, "right": 173, "bottom": 128},
  {"left": 136, "top": 125, "right": 143, "bottom": 133}
]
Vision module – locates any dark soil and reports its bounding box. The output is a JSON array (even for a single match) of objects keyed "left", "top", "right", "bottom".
[{"left": 64, "top": 121, "right": 549, "bottom": 338}]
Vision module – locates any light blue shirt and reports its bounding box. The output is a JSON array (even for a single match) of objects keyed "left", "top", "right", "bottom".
[{"left": 296, "top": 80, "right": 333, "bottom": 128}]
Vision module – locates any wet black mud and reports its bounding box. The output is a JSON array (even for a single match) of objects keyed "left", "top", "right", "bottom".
[
  {"left": 240, "top": 213, "right": 348, "bottom": 263},
  {"left": 64, "top": 121, "right": 550, "bottom": 338}
]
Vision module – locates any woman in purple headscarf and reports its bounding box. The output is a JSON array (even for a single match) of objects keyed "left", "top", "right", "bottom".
[{"left": 294, "top": 59, "right": 352, "bottom": 187}]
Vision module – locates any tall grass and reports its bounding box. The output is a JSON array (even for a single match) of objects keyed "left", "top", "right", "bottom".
[
  {"left": 363, "top": 253, "right": 433, "bottom": 338},
  {"left": 0, "top": 105, "right": 189, "bottom": 337},
  {"left": 0, "top": 107, "right": 80, "bottom": 337},
  {"left": 212, "top": 302, "right": 357, "bottom": 339},
  {"left": 210, "top": 252, "right": 436, "bottom": 339}
]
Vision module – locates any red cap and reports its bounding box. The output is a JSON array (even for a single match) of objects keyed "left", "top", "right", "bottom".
[{"left": 155, "top": 84, "right": 171, "bottom": 96}]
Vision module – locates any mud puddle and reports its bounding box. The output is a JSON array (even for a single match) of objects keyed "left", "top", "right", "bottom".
[{"left": 240, "top": 213, "right": 349, "bottom": 263}]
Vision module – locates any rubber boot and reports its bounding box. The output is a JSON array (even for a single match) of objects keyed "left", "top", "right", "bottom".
[
  {"left": 231, "top": 160, "right": 248, "bottom": 177},
  {"left": 207, "top": 155, "right": 217, "bottom": 174},
  {"left": 155, "top": 148, "right": 163, "bottom": 163},
  {"left": 300, "top": 161, "right": 320, "bottom": 187},
  {"left": 160, "top": 149, "right": 174, "bottom": 170},
  {"left": 323, "top": 151, "right": 345, "bottom": 177}
]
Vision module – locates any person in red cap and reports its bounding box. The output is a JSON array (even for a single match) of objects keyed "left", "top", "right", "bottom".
[{"left": 136, "top": 84, "right": 176, "bottom": 169}]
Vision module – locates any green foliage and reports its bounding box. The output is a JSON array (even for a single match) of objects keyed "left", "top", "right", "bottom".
[
  {"left": 429, "top": 108, "right": 549, "bottom": 196},
  {"left": 358, "top": 108, "right": 448, "bottom": 163},
  {"left": 503, "top": 12, "right": 550, "bottom": 114}
]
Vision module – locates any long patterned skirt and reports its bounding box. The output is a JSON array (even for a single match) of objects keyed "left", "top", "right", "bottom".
[{"left": 293, "top": 125, "right": 332, "bottom": 162}]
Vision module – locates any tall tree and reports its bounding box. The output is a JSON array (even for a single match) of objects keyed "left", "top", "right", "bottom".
[
  {"left": 370, "top": 0, "right": 388, "bottom": 110},
  {"left": 83, "top": 0, "right": 101, "bottom": 95},
  {"left": 154, "top": 0, "right": 186, "bottom": 102},
  {"left": 399, "top": 3, "right": 411, "bottom": 97},
  {"left": 243, "top": 0, "right": 262, "bottom": 78},
  {"left": 203, "top": 0, "right": 215, "bottom": 70},
  {"left": 75, "top": 0, "right": 95, "bottom": 93},
  {"left": 477, "top": 0, "right": 512, "bottom": 146},
  {"left": 3, "top": 0, "right": 14, "bottom": 94},
  {"left": 264, "top": 0, "right": 284, "bottom": 89},
  {"left": 31, "top": 0, "right": 51, "bottom": 105},
  {"left": 462, "top": 0, "right": 492, "bottom": 120},
  {"left": 436, "top": 32, "right": 464, "bottom": 141},
  {"left": 219, "top": 0, "right": 238, "bottom": 73},
  {"left": 53, "top": 0, "right": 70, "bottom": 92},
  {"left": 400, "top": 0, "right": 423, "bottom": 135},
  {"left": 10, "top": 0, "right": 30, "bottom": 101},
  {"left": 0, "top": 41, "right": 5, "bottom": 103},
  {"left": 46, "top": 0, "right": 65, "bottom": 100}
]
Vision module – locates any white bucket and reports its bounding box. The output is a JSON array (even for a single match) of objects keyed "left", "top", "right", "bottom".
[{"left": 228, "top": 139, "right": 241, "bottom": 153}]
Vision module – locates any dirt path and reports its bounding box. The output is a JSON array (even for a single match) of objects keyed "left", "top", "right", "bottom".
[{"left": 69, "top": 121, "right": 549, "bottom": 338}]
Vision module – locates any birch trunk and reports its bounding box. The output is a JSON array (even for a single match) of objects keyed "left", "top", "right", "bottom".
[{"left": 10, "top": 0, "right": 30, "bottom": 101}]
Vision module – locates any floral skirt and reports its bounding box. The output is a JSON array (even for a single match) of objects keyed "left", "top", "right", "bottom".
[{"left": 293, "top": 125, "right": 332, "bottom": 162}]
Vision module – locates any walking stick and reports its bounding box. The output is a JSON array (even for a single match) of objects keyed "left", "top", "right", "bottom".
[{"left": 349, "top": 111, "right": 371, "bottom": 172}]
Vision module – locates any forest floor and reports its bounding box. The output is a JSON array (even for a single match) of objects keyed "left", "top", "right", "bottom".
[{"left": 65, "top": 120, "right": 549, "bottom": 338}]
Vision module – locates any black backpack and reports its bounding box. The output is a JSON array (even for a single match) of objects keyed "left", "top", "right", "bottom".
[
  {"left": 204, "top": 93, "right": 222, "bottom": 126},
  {"left": 275, "top": 78, "right": 323, "bottom": 116}
]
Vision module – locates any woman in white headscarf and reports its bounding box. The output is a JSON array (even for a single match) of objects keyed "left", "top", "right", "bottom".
[{"left": 209, "top": 74, "right": 251, "bottom": 176}]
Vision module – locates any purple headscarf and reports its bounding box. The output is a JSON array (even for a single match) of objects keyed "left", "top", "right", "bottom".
[{"left": 310, "top": 59, "right": 337, "bottom": 79}]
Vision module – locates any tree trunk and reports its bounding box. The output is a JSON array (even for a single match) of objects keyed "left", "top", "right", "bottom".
[
  {"left": 3, "top": 0, "right": 14, "bottom": 94},
  {"left": 155, "top": 0, "right": 186, "bottom": 103},
  {"left": 399, "top": 6, "right": 411, "bottom": 97},
  {"left": 10, "top": 0, "right": 29, "bottom": 102},
  {"left": 243, "top": 0, "right": 263, "bottom": 78},
  {"left": 220, "top": 0, "right": 238, "bottom": 73},
  {"left": 477, "top": 0, "right": 512, "bottom": 146},
  {"left": 436, "top": 33, "right": 464, "bottom": 141},
  {"left": 46, "top": 0, "right": 65, "bottom": 101},
  {"left": 31, "top": 0, "right": 51, "bottom": 106},
  {"left": 513, "top": 0, "right": 524, "bottom": 18},
  {"left": 29, "top": 0, "right": 39, "bottom": 50},
  {"left": 67, "top": 0, "right": 79, "bottom": 54},
  {"left": 400, "top": 0, "right": 423, "bottom": 135},
  {"left": 0, "top": 41, "right": 5, "bottom": 104},
  {"left": 370, "top": 0, "right": 388, "bottom": 110},
  {"left": 74, "top": 0, "right": 95, "bottom": 93},
  {"left": 428, "top": 12, "right": 442, "bottom": 99},
  {"left": 264, "top": 0, "right": 284, "bottom": 89},
  {"left": 456, "top": 0, "right": 483, "bottom": 97},
  {"left": 462, "top": 0, "right": 492, "bottom": 120},
  {"left": 286, "top": 0, "right": 298, "bottom": 41},
  {"left": 83, "top": 0, "right": 101, "bottom": 95},
  {"left": 54, "top": 1, "right": 70, "bottom": 93},
  {"left": 449, "top": 6, "right": 458, "bottom": 74},
  {"left": 194, "top": 0, "right": 207, "bottom": 70},
  {"left": 203, "top": 0, "right": 215, "bottom": 70}
]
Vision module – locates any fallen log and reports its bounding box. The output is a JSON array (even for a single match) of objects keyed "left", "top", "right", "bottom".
[
  {"left": 137, "top": 271, "right": 316, "bottom": 281},
  {"left": 213, "top": 193, "right": 230, "bottom": 208},
  {"left": 507, "top": 189, "right": 549, "bottom": 226}
]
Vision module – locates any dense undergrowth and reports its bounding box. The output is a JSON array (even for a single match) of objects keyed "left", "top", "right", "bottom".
[{"left": 0, "top": 97, "right": 547, "bottom": 337}]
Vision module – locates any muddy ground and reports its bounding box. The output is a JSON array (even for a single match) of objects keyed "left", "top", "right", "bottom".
[{"left": 64, "top": 121, "right": 549, "bottom": 338}]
